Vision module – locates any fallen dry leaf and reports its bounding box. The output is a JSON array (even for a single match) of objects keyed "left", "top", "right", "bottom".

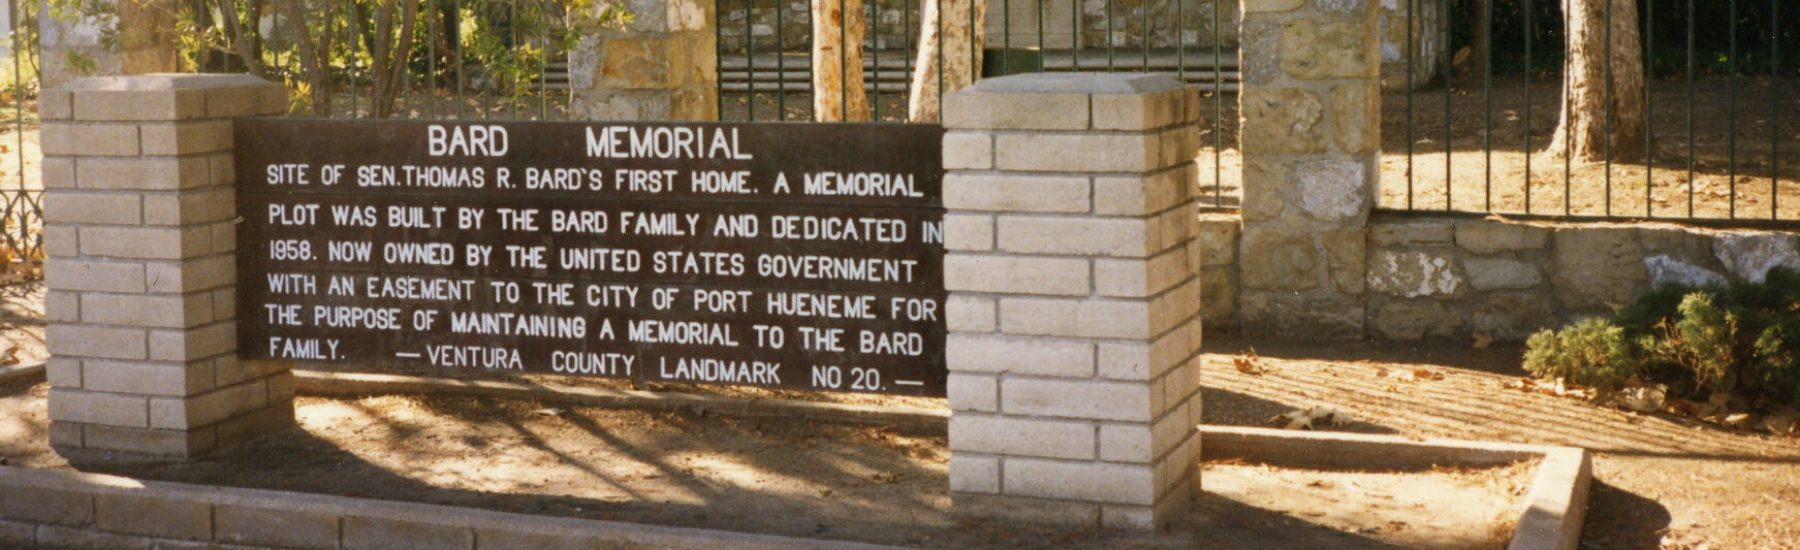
[
  {"left": 1272, "top": 406, "right": 1340, "bottom": 430},
  {"left": 1616, "top": 384, "right": 1667, "bottom": 413},
  {"left": 1232, "top": 348, "right": 1266, "bottom": 376},
  {"left": 1471, "top": 333, "right": 1493, "bottom": 350},
  {"left": 1723, "top": 413, "right": 1757, "bottom": 430}
]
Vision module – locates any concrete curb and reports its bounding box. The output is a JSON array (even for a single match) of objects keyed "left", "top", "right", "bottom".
[
  {"left": 295, "top": 370, "right": 951, "bottom": 427},
  {"left": 1200, "top": 426, "right": 1589, "bottom": 550},
  {"left": 0, "top": 465, "right": 903, "bottom": 549},
  {"left": 0, "top": 360, "right": 45, "bottom": 385}
]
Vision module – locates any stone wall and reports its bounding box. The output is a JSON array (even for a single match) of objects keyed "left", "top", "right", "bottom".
[
  {"left": 1195, "top": 212, "right": 1800, "bottom": 342},
  {"left": 568, "top": 0, "right": 719, "bottom": 120}
]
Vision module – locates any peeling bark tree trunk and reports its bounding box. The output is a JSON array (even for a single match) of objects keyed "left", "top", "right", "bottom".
[
  {"left": 370, "top": 0, "right": 423, "bottom": 119},
  {"left": 1546, "top": 0, "right": 1646, "bottom": 162},
  {"left": 905, "top": 0, "right": 986, "bottom": 122},
  {"left": 813, "top": 0, "right": 871, "bottom": 122}
]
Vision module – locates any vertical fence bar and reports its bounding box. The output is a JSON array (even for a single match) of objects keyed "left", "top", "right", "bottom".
[
  {"left": 717, "top": 0, "right": 727, "bottom": 118},
  {"left": 841, "top": 0, "right": 849, "bottom": 120},
  {"left": 1523, "top": 0, "right": 1532, "bottom": 214},
  {"left": 1563, "top": 0, "right": 1572, "bottom": 217},
  {"left": 1072, "top": 0, "right": 1080, "bottom": 70},
  {"left": 1405, "top": 0, "right": 1414, "bottom": 209},
  {"left": 903, "top": 0, "right": 912, "bottom": 116},
  {"left": 429, "top": 2, "right": 439, "bottom": 119},
  {"left": 1772, "top": 0, "right": 1781, "bottom": 220},
  {"left": 1038, "top": 0, "right": 1046, "bottom": 72},
  {"left": 1729, "top": 0, "right": 1738, "bottom": 218},
  {"left": 509, "top": 0, "right": 519, "bottom": 119},
  {"left": 874, "top": 0, "right": 882, "bottom": 119},
  {"left": 456, "top": 0, "right": 466, "bottom": 119},
  {"left": 1442, "top": 0, "right": 1451, "bottom": 210},
  {"left": 747, "top": 0, "right": 757, "bottom": 121},
  {"left": 539, "top": 6, "right": 550, "bottom": 119},
  {"left": 1644, "top": 0, "right": 1653, "bottom": 217},
  {"left": 1003, "top": 0, "right": 1011, "bottom": 74},
  {"left": 1686, "top": 0, "right": 1694, "bottom": 217},
  {"left": 9, "top": 0, "right": 23, "bottom": 254},
  {"left": 1483, "top": 0, "right": 1492, "bottom": 212},
  {"left": 1603, "top": 0, "right": 1613, "bottom": 216},
  {"left": 969, "top": 0, "right": 976, "bottom": 84},
  {"left": 1174, "top": 0, "right": 1182, "bottom": 81},
  {"left": 1211, "top": 0, "right": 1221, "bottom": 208},
  {"left": 352, "top": 4, "right": 362, "bottom": 118},
  {"left": 1140, "top": 0, "right": 1149, "bottom": 72},
  {"left": 936, "top": 0, "right": 943, "bottom": 116},
  {"left": 778, "top": 0, "right": 788, "bottom": 121},
  {"left": 1106, "top": 0, "right": 1114, "bottom": 71}
]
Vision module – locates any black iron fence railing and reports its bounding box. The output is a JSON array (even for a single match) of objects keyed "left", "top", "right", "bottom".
[
  {"left": 2, "top": 0, "right": 40, "bottom": 276},
  {"left": 1392, "top": 0, "right": 1796, "bottom": 224}
]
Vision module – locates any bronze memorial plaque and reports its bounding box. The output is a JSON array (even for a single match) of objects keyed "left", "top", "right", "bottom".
[{"left": 236, "top": 119, "right": 947, "bottom": 396}]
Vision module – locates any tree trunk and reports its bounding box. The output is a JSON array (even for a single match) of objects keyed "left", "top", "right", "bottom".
[
  {"left": 813, "top": 0, "right": 870, "bottom": 122},
  {"left": 1546, "top": 0, "right": 1646, "bottom": 162},
  {"left": 282, "top": 0, "right": 336, "bottom": 116},
  {"left": 370, "top": 0, "right": 423, "bottom": 119},
  {"left": 905, "top": 0, "right": 985, "bottom": 122}
]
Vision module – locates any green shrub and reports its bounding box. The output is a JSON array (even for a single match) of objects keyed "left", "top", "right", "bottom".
[
  {"left": 1525, "top": 266, "right": 1800, "bottom": 408},
  {"left": 1523, "top": 318, "right": 1644, "bottom": 393}
]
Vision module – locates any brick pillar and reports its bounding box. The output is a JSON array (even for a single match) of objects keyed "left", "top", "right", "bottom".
[
  {"left": 42, "top": 74, "right": 291, "bottom": 460},
  {"left": 941, "top": 74, "right": 1204, "bottom": 530},
  {"left": 568, "top": 0, "right": 718, "bottom": 121},
  {"left": 1236, "top": 0, "right": 1381, "bottom": 339}
]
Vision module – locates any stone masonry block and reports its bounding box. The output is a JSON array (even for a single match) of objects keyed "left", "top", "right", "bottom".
[
  {"left": 214, "top": 504, "right": 342, "bottom": 550},
  {"left": 1097, "top": 319, "right": 1202, "bottom": 381},
  {"left": 997, "top": 216, "right": 1152, "bottom": 258},
  {"left": 1002, "top": 377, "right": 1154, "bottom": 422},
  {"left": 149, "top": 379, "right": 268, "bottom": 429},
  {"left": 83, "top": 360, "right": 214, "bottom": 397},
  {"left": 947, "top": 295, "right": 998, "bottom": 333},
  {"left": 1094, "top": 247, "right": 1192, "bottom": 298},
  {"left": 1000, "top": 297, "right": 1152, "bottom": 339},
  {"left": 95, "top": 492, "right": 212, "bottom": 541},
  {"left": 149, "top": 321, "right": 238, "bottom": 362},
  {"left": 1282, "top": 19, "right": 1375, "bottom": 80},
  {"left": 1244, "top": 0, "right": 1305, "bottom": 11},
  {"left": 944, "top": 91, "right": 1089, "bottom": 131},
  {"left": 995, "top": 133, "right": 1160, "bottom": 173},
  {"left": 950, "top": 414, "right": 1097, "bottom": 460},
  {"left": 48, "top": 324, "right": 148, "bottom": 360},
  {"left": 41, "top": 157, "right": 75, "bottom": 189},
  {"left": 79, "top": 292, "right": 211, "bottom": 328},
  {"left": 39, "top": 89, "right": 73, "bottom": 120},
  {"left": 79, "top": 225, "right": 210, "bottom": 260},
  {"left": 143, "top": 187, "right": 235, "bottom": 226},
  {"left": 41, "top": 123, "right": 139, "bottom": 157},
  {"left": 943, "top": 131, "right": 995, "bottom": 170},
  {"left": 343, "top": 516, "right": 474, "bottom": 550},
  {"left": 1099, "top": 424, "right": 1153, "bottom": 462},
  {"left": 1239, "top": 89, "right": 1326, "bottom": 155},
  {"left": 44, "top": 191, "right": 142, "bottom": 225},
  {"left": 77, "top": 156, "right": 211, "bottom": 191},
  {"left": 139, "top": 120, "right": 235, "bottom": 156},
  {"left": 950, "top": 454, "right": 1001, "bottom": 494},
  {"left": 943, "top": 173, "right": 1090, "bottom": 213},
  {"left": 47, "top": 388, "right": 149, "bottom": 427},
  {"left": 47, "top": 357, "right": 82, "bottom": 387},
  {"left": 0, "top": 485, "right": 93, "bottom": 526},
  {"left": 1091, "top": 89, "right": 1189, "bottom": 131},
  {"left": 946, "top": 373, "right": 998, "bottom": 412},
  {"left": 73, "top": 86, "right": 206, "bottom": 122},
  {"left": 944, "top": 213, "right": 995, "bottom": 252},
  {"left": 83, "top": 423, "right": 216, "bottom": 456},
  {"left": 1004, "top": 458, "right": 1157, "bottom": 505},
  {"left": 144, "top": 255, "right": 235, "bottom": 293},
  {"left": 947, "top": 333, "right": 1095, "bottom": 376},
  {"left": 945, "top": 254, "right": 1090, "bottom": 296},
  {"left": 1093, "top": 167, "right": 1194, "bottom": 216},
  {"left": 205, "top": 82, "right": 290, "bottom": 118},
  {"left": 46, "top": 258, "right": 147, "bottom": 293}
]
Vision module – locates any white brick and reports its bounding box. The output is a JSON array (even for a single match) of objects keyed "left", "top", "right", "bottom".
[
  {"left": 149, "top": 379, "right": 267, "bottom": 429},
  {"left": 999, "top": 297, "right": 1150, "bottom": 339},
  {"left": 1091, "top": 88, "right": 1189, "bottom": 131},
  {"left": 79, "top": 225, "right": 209, "bottom": 259},
  {"left": 946, "top": 373, "right": 998, "bottom": 412},
  {"left": 944, "top": 214, "right": 995, "bottom": 252},
  {"left": 943, "top": 131, "right": 994, "bottom": 170},
  {"left": 995, "top": 133, "right": 1159, "bottom": 173},
  {"left": 47, "top": 358, "right": 82, "bottom": 388},
  {"left": 45, "top": 290, "right": 80, "bottom": 323},
  {"left": 143, "top": 187, "right": 235, "bottom": 226},
  {"left": 46, "top": 259, "right": 146, "bottom": 293},
  {"left": 1004, "top": 458, "right": 1156, "bottom": 505},
  {"left": 1093, "top": 167, "right": 1195, "bottom": 216},
  {"left": 997, "top": 216, "right": 1150, "bottom": 258},
  {"left": 80, "top": 293, "right": 210, "bottom": 328},
  {"left": 949, "top": 454, "right": 1001, "bottom": 494},
  {"left": 48, "top": 324, "right": 147, "bottom": 360},
  {"left": 950, "top": 415, "right": 1096, "bottom": 460},
  {"left": 72, "top": 87, "right": 206, "bottom": 121},
  {"left": 947, "top": 295, "right": 997, "bottom": 332},
  {"left": 149, "top": 321, "right": 238, "bottom": 361},
  {"left": 945, "top": 91, "right": 1088, "bottom": 130},
  {"left": 1147, "top": 278, "right": 1202, "bottom": 338},
  {"left": 144, "top": 255, "right": 235, "bottom": 293},
  {"left": 83, "top": 360, "right": 213, "bottom": 397},
  {"left": 1094, "top": 246, "right": 1192, "bottom": 298},
  {"left": 947, "top": 333, "right": 1093, "bottom": 376},
  {"left": 1150, "top": 400, "right": 1198, "bottom": 460},
  {"left": 139, "top": 119, "right": 234, "bottom": 156},
  {"left": 1096, "top": 319, "right": 1202, "bottom": 380},
  {"left": 945, "top": 254, "right": 1090, "bottom": 296},
  {"left": 43, "top": 192, "right": 142, "bottom": 225},
  {"left": 1099, "top": 424, "right": 1153, "bottom": 462},
  {"left": 1002, "top": 377, "right": 1151, "bottom": 421},
  {"left": 943, "top": 173, "right": 1089, "bottom": 213},
  {"left": 41, "top": 123, "right": 139, "bottom": 156},
  {"left": 47, "top": 389, "right": 148, "bottom": 427},
  {"left": 76, "top": 156, "right": 211, "bottom": 191},
  {"left": 44, "top": 224, "right": 78, "bottom": 255}
]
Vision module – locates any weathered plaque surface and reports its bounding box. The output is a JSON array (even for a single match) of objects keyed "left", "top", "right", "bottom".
[{"left": 237, "top": 119, "right": 947, "bottom": 396}]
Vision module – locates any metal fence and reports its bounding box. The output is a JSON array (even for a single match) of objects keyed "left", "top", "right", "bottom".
[
  {"left": 1, "top": 0, "right": 40, "bottom": 278},
  {"left": 1391, "top": 0, "right": 1797, "bottom": 225},
  {"left": 715, "top": 0, "right": 1241, "bottom": 209}
]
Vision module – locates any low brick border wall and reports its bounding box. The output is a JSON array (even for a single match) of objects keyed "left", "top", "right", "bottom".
[
  {"left": 0, "top": 465, "right": 897, "bottom": 550},
  {"left": 1202, "top": 426, "right": 1590, "bottom": 550}
]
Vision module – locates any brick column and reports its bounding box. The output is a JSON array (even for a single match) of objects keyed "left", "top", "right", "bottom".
[
  {"left": 568, "top": 0, "right": 718, "bottom": 121},
  {"left": 42, "top": 74, "right": 291, "bottom": 459},
  {"left": 941, "top": 74, "right": 1203, "bottom": 530},
  {"left": 1236, "top": 0, "right": 1381, "bottom": 338}
]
